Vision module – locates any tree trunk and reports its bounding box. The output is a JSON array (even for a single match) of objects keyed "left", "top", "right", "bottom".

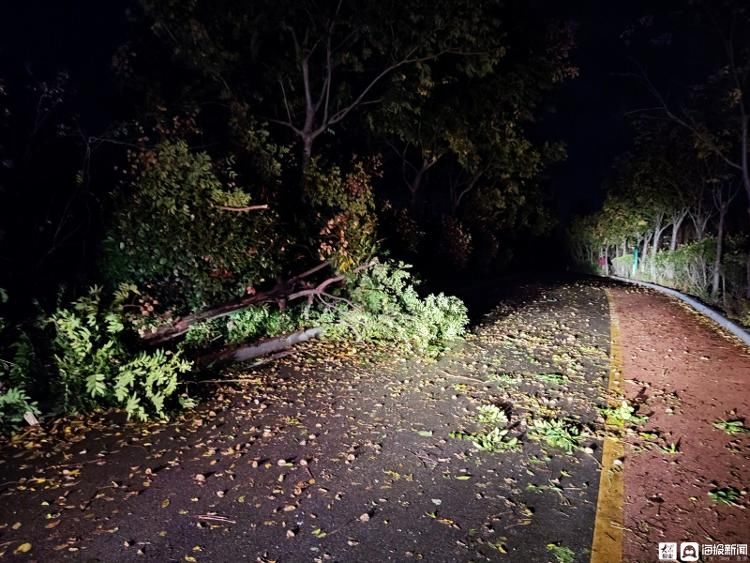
[
  {"left": 691, "top": 213, "right": 709, "bottom": 242},
  {"left": 604, "top": 245, "right": 609, "bottom": 276},
  {"left": 410, "top": 168, "right": 425, "bottom": 209},
  {"left": 741, "top": 115, "right": 750, "bottom": 223},
  {"left": 639, "top": 233, "right": 651, "bottom": 275},
  {"left": 670, "top": 213, "right": 686, "bottom": 251},
  {"left": 711, "top": 182, "right": 739, "bottom": 299},
  {"left": 651, "top": 223, "right": 665, "bottom": 280},
  {"left": 711, "top": 206, "right": 726, "bottom": 300},
  {"left": 199, "top": 327, "right": 323, "bottom": 367},
  {"left": 302, "top": 134, "right": 313, "bottom": 169}
]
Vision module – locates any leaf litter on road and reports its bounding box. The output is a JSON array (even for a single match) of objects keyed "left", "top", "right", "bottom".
[{"left": 0, "top": 281, "right": 613, "bottom": 561}]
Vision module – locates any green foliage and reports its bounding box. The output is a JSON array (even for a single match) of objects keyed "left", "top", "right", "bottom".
[
  {"left": 104, "top": 140, "right": 282, "bottom": 312},
  {"left": 314, "top": 260, "right": 468, "bottom": 357},
  {"left": 712, "top": 419, "right": 750, "bottom": 435},
  {"left": 451, "top": 425, "right": 520, "bottom": 453},
  {"left": 546, "top": 543, "right": 575, "bottom": 563},
  {"left": 180, "top": 306, "right": 301, "bottom": 351},
  {"left": 610, "top": 254, "right": 633, "bottom": 277},
  {"left": 450, "top": 402, "right": 519, "bottom": 453},
  {"left": 645, "top": 240, "right": 716, "bottom": 297},
  {"left": 659, "top": 442, "right": 680, "bottom": 455},
  {"left": 528, "top": 418, "right": 582, "bottom": 454},
  {"left": 0, "top": 335, "right": 40, "bottom": 434},
  {"left": 708, "top": 487, "right": 742, "bottom": 506},
  {"left": 599, "top": 400, "right": 649, "bottom": 427},
  {"left": 467, "top": 426, "right": 520, "bottom": 453},
  {"left": 0, "top": 289, "right": 40, "bottom": 434},
  {"left": 2, "top": 332, "right": 35, "bottom": 388},
  {"left": 0, "top": 386, "right": 39, "bottom": 433},
  {"left": 226, "top": 306, "right": 299, "bottom": 343},
  {"left": 304, "top": 157, "right": 379, "bottom": 272},
  {"left": 476, "top": 404, "right": 509, "bottom": 426},
  {"left": 534, "top": 373, "right": 568, "bottom": 385},
  {"left": 182, "top": 319, "right": 223, "bottom": 350},
  {"left": 49, "top": 286, "right": 192, "bottom": 420}
]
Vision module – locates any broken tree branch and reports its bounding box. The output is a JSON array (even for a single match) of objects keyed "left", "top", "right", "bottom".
[
  {"left": 141, "top": 262, "right": 330, "bottom": 344},
  {"left": 214, "top": 204, "right": 269, "bottom": 212},
  {"left": 141, "top": 261, "right": 373, "bottom": 346},
  {"left": 198, "top": 327, "right": 323, "bottom": 367}
]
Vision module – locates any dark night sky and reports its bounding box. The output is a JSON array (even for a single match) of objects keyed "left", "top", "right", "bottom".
[
  {"left": 0, "top": 0, "right": 710, "bottom": 220},
  {"left": 546, "top": 0, "right": 717, "bottom": 219},
  {"left": 0, "top": 0, "right": 129, "bottom": 130},
  {"left": 546, "top": 1, "right": 672, "bottom": 218},
  {"left": 546, "top": 2, "right": 638, "bottom": 217}
]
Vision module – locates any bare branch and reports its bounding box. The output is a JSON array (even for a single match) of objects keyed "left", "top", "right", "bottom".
[
  {"left": 142, "top": 262, "right": 331, "bottom": 344},
  {"left": 629, "top": 62, "right": 742, "bottom": 172},
  {"left": 267, "top": 117, "right": 302, "bottom": 136},
  {"left": 288, "top": 260, "right": 374, "bottom": 302},
  {"left": 315, "top": 15, "right": 338, "bottom": 124},
  {"left": 214, "top": 204, "right": 269, "bottom": 213},
  {"left": 279, "top": 79, "right": 295, "bottom": 126},
  {"left": 302, "top": 55, "right": 314, "bottom": 113},
  {"left": 455, "top": 168, "right": 486, "bottom": 208},
  {"left": 288, "top": 274, "right": 345, "bottom": 301},
  {"left": 326, "top": 48, "right": 442, "bottom": 127}
]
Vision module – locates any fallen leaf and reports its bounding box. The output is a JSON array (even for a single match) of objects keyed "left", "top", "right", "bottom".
[{"left": 14, "top": 543, "right": 32, "bottom": 554}]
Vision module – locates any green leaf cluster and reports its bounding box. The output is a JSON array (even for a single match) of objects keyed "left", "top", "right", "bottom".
[
  {"left": 313, "top": 260, "right": 468, "bottom": 357},
  {"left": 599, "top": 400, "right": 649, "bottom": 428},
  {"left": 0, "top": 290, "right": 40, "bottom": 434},
  {"left": 49, "top": 286, "right": 192, "bottom": 420},
  {"left": 528, "top": 417, "right": 582, "bottom": 454},
  {"left": 450, "top": 403, "right": 519, "bottom": 453},
  {"left": 708, "top": 486, "right": 742, "bottom": 506},
  {"left": 304, "top": 157, "right": 379, "bottom": 272},
  {"left": 103, "top": 140, "right": 281, "bottom": 312},
  {"left": 182, "top": 305, "right": 301, "bottom": 350}
]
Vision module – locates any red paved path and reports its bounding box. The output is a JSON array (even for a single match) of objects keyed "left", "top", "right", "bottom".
[{"left": 610, "top": 287, "right": 750, "bottom": 562}]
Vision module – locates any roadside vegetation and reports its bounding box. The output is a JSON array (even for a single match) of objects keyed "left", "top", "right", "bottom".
[
  {"left": 569, "top": 4, "right": 750, "bottom": 327},
  {"left": 0, "top": 1, "right": 575, "bottom": 432}
]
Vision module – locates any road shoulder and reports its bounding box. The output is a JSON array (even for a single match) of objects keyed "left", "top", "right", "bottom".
[{"left": 608, "top": 286, "right": 750, "bottom": 562}]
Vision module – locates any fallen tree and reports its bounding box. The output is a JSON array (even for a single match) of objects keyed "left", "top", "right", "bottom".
[
  {"left": 197, "top": 327, "right": 323, "bottom": 367},
  {"left": 141, "top": 261, "right": 371, "bottom": 345}
]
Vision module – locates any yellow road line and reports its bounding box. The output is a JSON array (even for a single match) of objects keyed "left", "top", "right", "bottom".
[{"left": 591, "top": 289, "right": 625, "bottom": 563}]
